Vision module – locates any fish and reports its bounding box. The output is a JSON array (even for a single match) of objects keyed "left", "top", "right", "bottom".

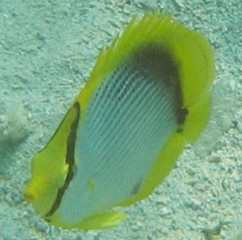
[{"left": 24, "top": 12, "right": 215, "bottom": 230}]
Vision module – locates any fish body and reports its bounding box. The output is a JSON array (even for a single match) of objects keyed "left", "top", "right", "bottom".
[{"left": 24, "top": 12, "right": 215, "bottom": 229}]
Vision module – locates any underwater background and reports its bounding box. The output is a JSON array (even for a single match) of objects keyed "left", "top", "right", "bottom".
[{"left": 0, "top": 0, "right": 241, "bottom": 239}]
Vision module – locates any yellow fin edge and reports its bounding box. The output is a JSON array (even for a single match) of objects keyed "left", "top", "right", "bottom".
[
  {"left": 49, "top": 211, "right": 126, "bottom": 230},
  {"left": 120, "top": 132, "right": 186, "bottom": 206}
]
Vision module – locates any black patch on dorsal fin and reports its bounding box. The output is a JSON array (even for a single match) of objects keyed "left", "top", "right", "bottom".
[{"left": 133, "top": 44, "right": 186, "bottom": 126}]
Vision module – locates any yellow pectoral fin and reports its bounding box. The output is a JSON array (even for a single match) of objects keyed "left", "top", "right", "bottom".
[{"left": 50, "top": 211, "right": 126, "bottom": 230}]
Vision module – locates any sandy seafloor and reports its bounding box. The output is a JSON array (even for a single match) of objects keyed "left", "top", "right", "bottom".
[{"left": 0, "top": 0, "right": 241, "bottom": 239}]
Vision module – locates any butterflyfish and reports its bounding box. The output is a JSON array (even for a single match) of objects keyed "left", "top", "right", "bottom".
[{"left": 24, "top": 12, "right": 215, "bottom": 230}]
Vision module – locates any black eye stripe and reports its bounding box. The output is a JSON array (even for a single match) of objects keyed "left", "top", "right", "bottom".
[{"left": 45, "top": 102, "right": 80, "bottom": 218}]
